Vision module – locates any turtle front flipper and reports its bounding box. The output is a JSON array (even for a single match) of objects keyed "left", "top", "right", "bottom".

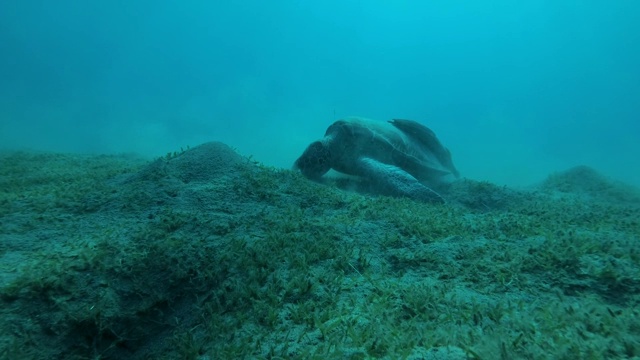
[{"left": 356, "top": 158, "right": 445, "bottom": 204}]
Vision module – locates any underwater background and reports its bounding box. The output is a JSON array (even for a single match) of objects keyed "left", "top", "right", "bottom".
[
  {"left": 2, "top": 2, "right": 640, "bottom": 359},
  {"left": 0, "top": 1, "right": 638, "bottom": 186}
]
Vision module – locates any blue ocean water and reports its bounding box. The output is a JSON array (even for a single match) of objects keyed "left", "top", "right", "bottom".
[{"left": 0, "top": 1, "right": 638, "bottom": 187}]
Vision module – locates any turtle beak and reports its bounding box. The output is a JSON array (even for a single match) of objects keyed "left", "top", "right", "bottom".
[{"left": 294, "top": 141, "right": 331, "bottom": 180}]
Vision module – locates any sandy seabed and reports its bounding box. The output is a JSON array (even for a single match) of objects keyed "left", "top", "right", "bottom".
[{"left": 1, "top": 142, "right": 639, "bottom": 359}]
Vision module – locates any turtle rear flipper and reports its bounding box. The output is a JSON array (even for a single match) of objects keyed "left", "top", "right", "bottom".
[
  {"left": 357, "top": 158, "right": 445, "bottom": 204},
  {"left": 389, "top": 119, "right": 460, "bottom": 178}
]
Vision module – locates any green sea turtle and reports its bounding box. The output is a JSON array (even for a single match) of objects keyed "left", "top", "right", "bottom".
[{"left": 294, "top": 117, "right": 460, "bottom": 203}]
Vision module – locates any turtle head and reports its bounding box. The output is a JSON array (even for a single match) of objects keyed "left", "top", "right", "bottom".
[{"left": 294, "top": 141, "right": 332, "bottom": 180}]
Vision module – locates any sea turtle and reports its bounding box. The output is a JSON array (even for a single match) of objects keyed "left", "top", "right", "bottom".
[{"left": 294, "top": 117, "right": 460, "bottom": 203}]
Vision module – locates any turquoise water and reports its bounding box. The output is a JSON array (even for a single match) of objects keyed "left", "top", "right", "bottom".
[
  {"left": 1, "top": 1, "right": 638, "bottom": 186},
  {"left": 1, "top": 4, "right": 639, "bottom": 357}
]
